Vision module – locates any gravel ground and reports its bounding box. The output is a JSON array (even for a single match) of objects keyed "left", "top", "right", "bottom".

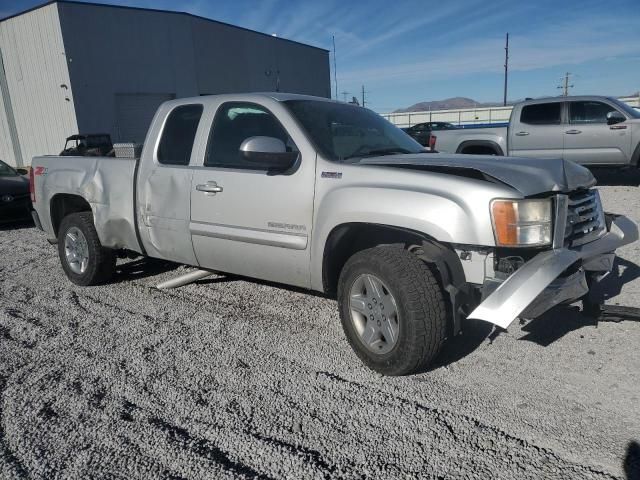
[{"left": 1, "top": 176, "right": 640, "bottom": 479}]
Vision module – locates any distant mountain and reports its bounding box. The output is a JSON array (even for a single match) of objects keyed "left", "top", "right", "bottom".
[
  {"left": 395, "top": 92, "right": 640, "bottom": 113},
  {"left": 394, "top": 97, "right": 506, "bottom": 113}
]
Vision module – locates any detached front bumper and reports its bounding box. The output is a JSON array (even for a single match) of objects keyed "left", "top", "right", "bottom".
[{"left": 468, "top": 214, "right": 638, "bottom": 329}]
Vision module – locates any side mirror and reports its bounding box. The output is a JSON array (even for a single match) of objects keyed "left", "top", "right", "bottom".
[
  {"left": 239, "top": 136, "right": 298, "bottom": 171},
  {"left": 606, "top": 110, "right": 626, "bottom": 125},
  {"left": 16, "top": 168, "right": 28, "bottom": 175}
]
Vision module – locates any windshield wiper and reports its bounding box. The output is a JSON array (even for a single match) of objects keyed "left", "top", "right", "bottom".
[{"left": 343, "top": 147, "right": 413, "bottom": 160}]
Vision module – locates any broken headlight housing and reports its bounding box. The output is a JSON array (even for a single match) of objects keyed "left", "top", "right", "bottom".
[{"left": 490, "top": 198, "right": 552, "bottom": 247}]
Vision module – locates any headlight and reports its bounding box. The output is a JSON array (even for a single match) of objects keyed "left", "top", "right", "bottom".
[{"left": 490, "top": 198, "right": 552, "bottom": 247}]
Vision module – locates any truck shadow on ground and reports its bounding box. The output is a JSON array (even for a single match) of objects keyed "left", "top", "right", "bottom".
[
  {"left": 626, "top": 440, "right": 640, "bottom": 480},
  {"left": 432, "top": 256, "right": 640, "bottom": 369},
  {"left": 430, "top": 319, "right": 494, "bottom": 370},
  {"left": 590, "top": 167, "right": 640, "bottom": 187},
  {"left": 0, "top": 219, "right": 34, "bottom": 231},
  {"left": 519, "top": 257, "right": 640, "bottom": 347},
  {"left": 115, "top": 257, "right": 179, "bottom": 281},
  {"left": 113, "top": 256, "right": 640, "bottom": 371}
]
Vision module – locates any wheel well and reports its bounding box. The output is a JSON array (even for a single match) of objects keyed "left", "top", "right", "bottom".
[
  {"left": 50, "top": 194, "right": 92, "bottom": 238},
  {"left": 322, "top": 223, "right": 432, "bottom": 296},
  {"left": 323, "top": 223, "right": 472, "bottom": 337},
  {"left": 457, "top": 141, "right": 503, "bottom": 156}
]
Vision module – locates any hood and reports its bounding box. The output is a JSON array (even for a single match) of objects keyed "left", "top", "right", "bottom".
[
  {"left": 0, "top": 175, "right": 29, "bottom": 196},
  {"left": 358, "top": 153, "right": 595, "bottom": 197}
]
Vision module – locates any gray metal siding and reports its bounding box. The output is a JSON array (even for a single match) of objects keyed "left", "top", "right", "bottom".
[
  {"left": 190, "top": 17, "right": 331, "bottom": 97},
  {"left": 58, "top": 2, "right": 330, "bottom": 143},
  {"left": 0, "top": 3, "right": 77, "bottom": 166},
  {"left": 58, "top": 4, "right": 199, "bottom": 141},
  {"left": 115, "top": 93, "right": 175, "bottom": 143}
]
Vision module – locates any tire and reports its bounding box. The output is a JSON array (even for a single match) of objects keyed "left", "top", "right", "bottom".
[
  {"left": 57, "top": 212, "right": 116, "bottom": 286},
  {"left": 337, "top": 246, "right": 448, "bottom": 376}
]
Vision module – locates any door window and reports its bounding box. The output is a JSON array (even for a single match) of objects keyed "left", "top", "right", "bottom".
[
  {"left": 157, "top": 104, "right": 203, "bottom": 165},
  {"left": 569, "top": 101, "right": 615, "bottom": 124},
  {"left": 205, "top": 102, "right": 297, "bottom": 169},
  {"left": 520, "top": 103, "right": 562, "bottom": 125}
]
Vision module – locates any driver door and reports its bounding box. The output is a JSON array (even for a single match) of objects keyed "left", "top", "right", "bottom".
[{"left": 189, "top": 101, "right": 316, "bottom": 288}]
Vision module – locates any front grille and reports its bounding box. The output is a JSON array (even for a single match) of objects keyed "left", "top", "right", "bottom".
[{"left": 564, "top": 189, "right": 605, "bottom": 247}]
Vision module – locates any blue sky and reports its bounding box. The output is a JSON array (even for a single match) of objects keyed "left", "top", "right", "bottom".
[{"left": 2, "top": 0, "right": 640, "bottom": 112}]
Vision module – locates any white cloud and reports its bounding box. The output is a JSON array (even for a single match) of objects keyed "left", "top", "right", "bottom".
[{"left": 338, "top": 15, "right": 640, "bottom": 85}]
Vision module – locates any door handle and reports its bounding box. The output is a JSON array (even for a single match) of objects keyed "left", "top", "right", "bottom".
[
  {"left": 515, "top": 131, "right": 529, "bottom": 136},
  {"left": 565, "top": 130, "right": 582, "bottom": 134},
  {"left": 196, "top": 182, "right": 223, "bottom": 194}
]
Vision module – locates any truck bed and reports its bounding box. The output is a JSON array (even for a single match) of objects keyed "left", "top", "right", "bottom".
[
  {"left": 32, "top": 155, "right": 142, "bottom": 253},
  {"left": 433, "top": 126, "right": 508, "bottom": 155}
]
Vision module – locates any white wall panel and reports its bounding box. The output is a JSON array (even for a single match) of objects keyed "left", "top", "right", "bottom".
[{"left": 0, "top": 4, "right": 77, "bottom": 166}]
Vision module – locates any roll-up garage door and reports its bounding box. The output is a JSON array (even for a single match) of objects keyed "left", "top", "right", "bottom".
[{"left": 115, "top": 93, "right": 175, "bottom": 143}]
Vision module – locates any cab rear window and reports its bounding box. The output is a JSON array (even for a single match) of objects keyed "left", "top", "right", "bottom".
[{"left": 157, "top": 104, "right": 203, "bottom": 165}]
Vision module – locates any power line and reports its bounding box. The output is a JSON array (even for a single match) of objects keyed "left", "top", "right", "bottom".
[
  {"left": 361, "top": 85, "right": 370, "bottom": 108},
  {"left": 557, "top": 72, "right": 574, "bottom": 96},
  {"left": 503, "top": 32, "right": 509, "bottom": 106},
  {"left": 332, "top": 35, "right": 338, "bottom": 100}
]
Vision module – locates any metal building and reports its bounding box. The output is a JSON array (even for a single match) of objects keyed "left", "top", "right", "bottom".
[{"left": 0, "top": 1, "right": 330, "bottom": 167}]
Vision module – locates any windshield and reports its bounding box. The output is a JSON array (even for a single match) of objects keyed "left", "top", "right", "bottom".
[
  {"left": 284, "top": 100, "right": 425, "bottom": 161},
  {"left": 0, "top": 159, "right": 17, "bottom": 177},
  {"left": 609, "top": 98, "right": 640, "bottom": 119}
]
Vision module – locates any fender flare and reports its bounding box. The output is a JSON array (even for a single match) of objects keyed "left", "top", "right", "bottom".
[
  {"left": 456, "top": 140, "right": 504, "bottom": 156},
  {"left": 631, "top": 141, "right": 640, "bottom": 167},
  {"left": 412, "top": 239, "right": 471, "bottom": 336}
]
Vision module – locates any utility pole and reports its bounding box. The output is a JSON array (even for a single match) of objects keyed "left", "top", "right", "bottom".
[
  {"left": 503, "top": 33, "right": 509, "bottom": 106},
  {"left": 361, "top": 85, "right": 368, "bottom": 108},
  {"left": 557, "top": 72, "right": 574, "bottom": 96},
  {"left": 341, "top": 91, "right": 350, "bottom": 102},
  {"left": 332, "top": 35, "right": 338, "bottom": 100}
]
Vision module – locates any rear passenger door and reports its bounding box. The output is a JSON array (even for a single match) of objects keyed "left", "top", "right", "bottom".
[
  {"left": 509, "top": 101, "right": 565, "bottom": 159},
  {"left": 137, "top": 103, "right": 202, "bottom": 266},
  {"left": 563, "top": 100, "right": 632, "bottom": 165}
]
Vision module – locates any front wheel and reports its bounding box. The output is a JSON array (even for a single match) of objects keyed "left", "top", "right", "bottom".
[
  {"left": 337, "top": 246, "right": 448, "bottom": 376},
  {"left": 57, "top": 212, "right": 116, "bottom": 286}
]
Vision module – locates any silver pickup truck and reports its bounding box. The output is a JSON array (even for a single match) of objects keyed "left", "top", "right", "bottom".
[
  {"left": 30, "top": 93, "right": 638, "bottom": 375},
  {"left": 433, "top": 96, "right": 640, "bottom": 167}
]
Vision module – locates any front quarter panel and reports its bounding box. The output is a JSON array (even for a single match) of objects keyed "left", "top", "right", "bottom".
[{"left": 310, "top": 160, "right": 520, "bottom": 291}]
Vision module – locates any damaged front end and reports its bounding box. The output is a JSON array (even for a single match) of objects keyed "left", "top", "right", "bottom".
[{"left": 467, "top": 190, "right": 638, "bottom": 329}]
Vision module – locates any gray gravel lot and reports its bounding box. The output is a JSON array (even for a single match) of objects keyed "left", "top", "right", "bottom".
[{"left": 1, "top": 176, "right": 640, "bottom": 479}]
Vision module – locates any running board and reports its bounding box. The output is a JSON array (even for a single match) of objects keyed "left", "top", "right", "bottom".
[{"left": 157, "top": 269, "right": 213, "bottom": 289}]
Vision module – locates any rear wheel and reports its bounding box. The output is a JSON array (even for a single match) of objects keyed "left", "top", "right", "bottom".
[
  {"left": 57, "top": 212, "right": 116, "bottom": 286},
  {"left": 337, "top": 246, "right": 448, "bottom": 376}
]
